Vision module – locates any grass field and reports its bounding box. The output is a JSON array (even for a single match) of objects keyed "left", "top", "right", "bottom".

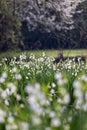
[{"left": 0, "top": 49, "right": 87, "bottom": 59}]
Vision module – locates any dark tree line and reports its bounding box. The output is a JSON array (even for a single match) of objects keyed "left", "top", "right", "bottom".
[
  {"left": 73, "top": 0, "right": 87, "bottom": 48},
  {"left": 0, "top": 0, "right": 23, "bottom": 51},
  {"left": 0, "top": 0, "right": 87, "bottom": 51}
]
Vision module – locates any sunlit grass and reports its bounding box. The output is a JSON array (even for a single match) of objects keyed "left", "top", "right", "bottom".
[{"left": 0, "top": 49, "right": 87, "bottom": 59}]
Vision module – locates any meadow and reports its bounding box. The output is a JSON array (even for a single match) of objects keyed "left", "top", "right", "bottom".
[
  {"left": 0, "top": 49, "right": 87, "bottom": 59},
  {"left": 0, "top": 50, "right": 87, "bottom": 130}
]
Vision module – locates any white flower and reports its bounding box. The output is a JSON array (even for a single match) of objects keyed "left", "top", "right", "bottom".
[
  {"left": 0, "top": 109, "right": 6, "bottom": 123},
  {"left": 4, "top": 58, "right": 7, "bottom": 61},
  {"left": 28, "top": 95, "right": 36, "bottom": 104},
  {"left": 82, "top": 74, "right": 87, "bottom": 82},
  {"left": 6, "top": 124, "right": 18, "bottom": 130},
  {"left": 63, "top": 94, "right": 70, "bottom": 104},
  {"left": 7, "top": 83, "right": 17, "bottom": 94},
  {"left": 51, "top": 118, "right": 61, "bottom": 127},
  {"left": 82, "top": 104, "right": 87, "bottom": 111},
  {"left": 50, "top": 89, "right": 55, "bottom": 94},
  {"left": 55, "top": 72, "right": 62, "bottom": 80},
  {"left": 57, "top": 98, "right": 63, "bottom": 104},
  {"left": 73, "top": 80, "right": 81, "bottom": 89},
  {"left": 8, "top": 116, "right": 14, "bottom": 123},
  {"left": 0, "top": 72, "right": 7, "bottom": 83},
  {"left": 12, "top": 67, "right": 17, "bottom": 73},
  {"left": 20, "top": 54, "right": 26, "bottom": 60},
  {"left": 2, "top": 72, "right": 7, "bottom": 79},
  {"left": 51, "top": 82, "right": 56, "bottom": 88},
  {"left": 57, "top": 79, "right": 64, "bottom": 85},
  {"left": 0, "top": 77, "right": 5, "bottom": 83},
  {"left": 35, "top": 83, "right": 40, "bottom": 90},
  {"left": 1, "top": 90, "right": 8, "bottom": 99},
  {"left": 20, "top": 104, "right": 24, "bottom": 108},
  {"left": 68, "top": 116, "right": 72, "bottom": 122},
  {"left": 32, "top": 117, "right": 41, "bottom": 125},
  {"left": 42, "top": 52, "right": 45, "bottom": 57},
  {"left": 15, "top": 74, "right": 22, "bottom": 80},
  {"left": 5, "top": 88, "right": 11, "bottom": 96},
  {"left": 25, "top": 84, "right": 33, "bottom": 94},
  {"left": 38, "top": 58, "right": 44, "bottom": 62},
  {"left": 4, "top": 100, "right": 9, "bottom": 106},
  {"left": 74, "top": 89, "right": 83, "bottom": 99},
  {"left": 19, "top": 122, "right": 29, "bottom": 130},
  {"left": 49, "top": 111, "right": 56, "bottom": 118},
  {"left": 16, "top": 94, "right": 21, "bottom": 101},
  {"left": 76, "top": 99, "right": 83, "bottom": 109},
  {"left": 45, "top": 127, "right": 50, "bottom": 130},
  {"left": 64, "top": 125, "right": 70, "bottom": 130},
  {"left": 24, "top": 64, "right": 29, "bottom": 68},
  {"left": 1, "top": 88, "right": 12, "bottom": 99}
]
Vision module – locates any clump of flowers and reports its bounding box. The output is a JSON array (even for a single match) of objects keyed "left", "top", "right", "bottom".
[{"left": 0, "top": 53, "right": 87, "bottom": 130}]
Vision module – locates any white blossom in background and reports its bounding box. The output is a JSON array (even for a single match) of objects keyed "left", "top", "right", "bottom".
[
  {"left": 82, "top": 104, "right": 87, "bottom": 111},
  {"left": 60, "top": 0, "right": 85, "bottom": 27},
  {"left": 14, "top": 0, "right": 85, "bottom": 31},
  {"left": 73, "top": 80, "right": 83, "bottom": 109},
  {"left": 55, "top": 72, "right": 67, "bottom": 85},
  {"left": 82, "top": 74, "right": 87, "bottom": 82},
  {"left": 49, "top": 111, "right": 56, "bottom": 118},
  {"left": 0, "top": 109, "right": 7, "bottom": 123},
  {"left": 12, "top": 67, "right": 17, "bottom": 73},
  {"left": 6, "top": 124, "right": 18, "bottom": 130},
  {"left": 2, "top": 72, "right": 7, "bottom": 79},
  {"left": 50, "top": 89, "right": 55, "bottom": 94},
  {"left": 32, "top": 116, "right": 41, "bottom": 125},
  {"left": 51, "top": 82, "right": 56, "bottom": 88},
  {"left": 63, "top": 93, "right": 70, "bottom": 104},
  {"left": 25, "top": 83, "right": 46, "bottom": 115},
  {"left": 15, "top": 73, "right": 22, "bottom": 80},
  {"left": 55, "top": 72, "right": 62, "bottom": 80},
  {"left": 7, "top": 83, "right": 17, "bottom": 94},
  {"left": 1, "top": 83, "right": 17, "bottom": 100},
  {"left": 51, "top": 117, "right": 61, "bottom": 127},
  {"left": 7, "top": 115, "right": 14, "bottom": 123},
  {"left": 19, "top": 122, "right": 29, "bottom": 130},
  {"left": 16, "top": 94, "right": 21, "bottom": 101},
  {"left": 0, "top": 72, "right": 7, "bottom": 83},
  {"left": 1, "top": 89, "right": 10, "bottom": 99},
  {"left": 4, "top": 99, "right": 9, "bottom": 106}
]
